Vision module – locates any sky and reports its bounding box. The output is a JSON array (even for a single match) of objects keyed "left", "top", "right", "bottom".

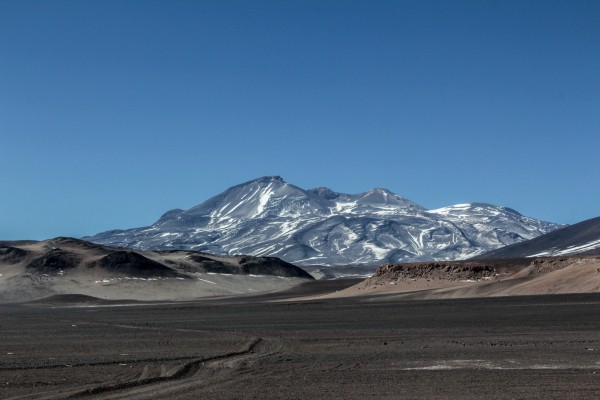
[{"left": 1, "top": 0, "right": 599, "bottom": 240}]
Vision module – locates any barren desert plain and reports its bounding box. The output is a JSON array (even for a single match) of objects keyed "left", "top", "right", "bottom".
[{"left": 2, "top": 280, "right": 600, "bottom": 399}]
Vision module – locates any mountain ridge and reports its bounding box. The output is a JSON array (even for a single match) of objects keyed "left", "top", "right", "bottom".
[
  {"left": 85, "top": 176, "right": 561, "bottom": 266},
  {"left": 474, "top": 216, "right": 600, "bottom": 259}
]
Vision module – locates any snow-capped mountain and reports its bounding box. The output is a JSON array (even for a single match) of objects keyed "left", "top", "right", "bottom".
[{"left": 84, "top": 176, "right": 561, "bottom": 266}]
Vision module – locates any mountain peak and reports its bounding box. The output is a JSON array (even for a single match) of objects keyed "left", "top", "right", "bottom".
[
  {"left": 309, "top": 187, "right": 339, "bottom": 200},
  {"left": 250, "top": 176, "right": 285, "bottom": 184},
  {"left": 367, "top": 188, "right": 392, "bottom": 193},
  {"left": 356, "top": 188, "right": 422, "bottom": 209}
]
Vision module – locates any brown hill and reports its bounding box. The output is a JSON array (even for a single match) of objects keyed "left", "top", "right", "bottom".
[{"left": 330, "top": 255, "right": 600, "bottom": 300}]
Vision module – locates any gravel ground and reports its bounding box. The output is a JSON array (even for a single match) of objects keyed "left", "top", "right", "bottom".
[{"left": 2, "top": 289, "right": 600, "bottom": 399}]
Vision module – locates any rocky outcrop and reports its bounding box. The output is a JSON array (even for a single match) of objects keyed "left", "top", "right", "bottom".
[{"left": 374, "top": 262, "right": 497, "bottom": 281}]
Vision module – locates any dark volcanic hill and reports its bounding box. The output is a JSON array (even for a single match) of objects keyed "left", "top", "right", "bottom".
[
  {"left": 0, "top": 237, "right": 314, "bottom": 303},
  {"left": 84, "top": 176, "right": 560, "bottom": 266},
  {"left": 474, "top": 216, "right": 600, "bottom": 259},
  {"left": 2, "top": 237, "right": 312, "bottom": 279}
]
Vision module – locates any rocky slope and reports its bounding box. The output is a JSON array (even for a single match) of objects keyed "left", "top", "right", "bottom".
[{"left": 85, "top": 176, "right": 560, "bottom": 266}]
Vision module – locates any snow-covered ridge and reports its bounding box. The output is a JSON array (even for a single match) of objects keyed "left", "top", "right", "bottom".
[
  {"left": 527, "top": 238, "right": 600, "bottom": 258},
  {"left": 85, "top": 176, "right": 561, "bottom": 266}
]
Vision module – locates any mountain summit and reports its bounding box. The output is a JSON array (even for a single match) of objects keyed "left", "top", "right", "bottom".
[{"left": 85, "top": 176, "right": 560, "bottom": 265}]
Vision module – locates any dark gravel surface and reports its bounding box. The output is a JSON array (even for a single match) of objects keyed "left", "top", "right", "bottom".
[{"left": 2, "top": 291, "right": 600, "bottom": 399}]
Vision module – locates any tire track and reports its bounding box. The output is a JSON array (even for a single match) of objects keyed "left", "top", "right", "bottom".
[
  {"left": 69, "top": 336, "right": 263, "bottom": 399},
  {"left": 4, "top": 316, "right": 280, "bottom": 400},
  {"left": 6, "top": 337, "right": 267, "bottom": 400}
]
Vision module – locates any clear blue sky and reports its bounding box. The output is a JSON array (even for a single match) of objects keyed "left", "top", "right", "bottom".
[{"left": 1, "top": 0, "right": 599, "bottom": 240}]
